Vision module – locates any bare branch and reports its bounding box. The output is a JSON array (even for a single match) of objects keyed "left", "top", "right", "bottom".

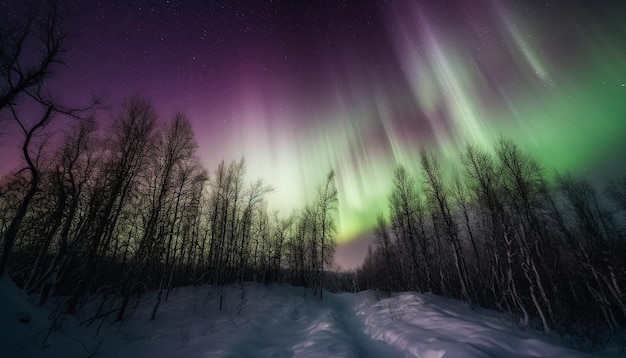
[{"left": 0, "top": 3, "right": 67, "bottom": 111}]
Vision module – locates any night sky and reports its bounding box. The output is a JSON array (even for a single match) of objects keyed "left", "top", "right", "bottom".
[{"left": 2, "top": 0, "right": 626, "bottom": 267}]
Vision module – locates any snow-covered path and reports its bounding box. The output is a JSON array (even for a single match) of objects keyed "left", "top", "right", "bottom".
[
  {"left": 1, "top": 278, "right": 607, "bottom": 357},
  {"left": 328, "top": 293, "right": 404, "bottom": 357},
  {"left": 218, "top": 291, "right": 405, "bottom": 357},
  {"left": 88, "top": 284, "right": 406, "bottom": 358}
]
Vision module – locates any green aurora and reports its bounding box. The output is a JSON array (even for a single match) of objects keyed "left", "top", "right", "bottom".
[{"left": 219, "top": 2, "right": 626, "bottom": 243}]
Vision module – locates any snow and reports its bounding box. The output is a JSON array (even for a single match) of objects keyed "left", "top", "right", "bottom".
[{"left": 0, "top": 276, "right": 609, "bottom": 357}]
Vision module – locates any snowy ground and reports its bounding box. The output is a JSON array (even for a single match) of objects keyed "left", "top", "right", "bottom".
[{"left": 0, "top": 276, "right": 616, "bottom": 357}]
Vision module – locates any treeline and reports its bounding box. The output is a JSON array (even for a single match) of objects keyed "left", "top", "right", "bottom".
[
  {"left": 356, "top": 138, "right": 626, "bottom": 350},
  {"left": 0, "top": 95, "right": 340, "bottom": 323},
  {"left": 1, "top": 4, "right": 342, "bottom": 324}
]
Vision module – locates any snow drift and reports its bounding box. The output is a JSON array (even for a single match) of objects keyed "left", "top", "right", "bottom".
[{"left": 0, "top": 277, "right": 607, "bottom": 357}]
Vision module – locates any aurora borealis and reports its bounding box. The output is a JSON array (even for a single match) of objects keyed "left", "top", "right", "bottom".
[{"left": 2, "top": 0, "right": 626, "bottom": 251}]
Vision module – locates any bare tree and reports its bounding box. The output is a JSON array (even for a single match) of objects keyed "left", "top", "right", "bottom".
[
  {"left": 557, "top": 173, "right": 626, "bottom": 327},
  {"left": 495, "top": 138, "right": 553, "bottom": 333},
  {"left": 0, "top": 3, "right": 65, "bottom": 112},
  {"left": 0, "top": 2, "right": 99, "bottom": 277},
  {"left": 149, "top": 113, "right": 198, "bottom": 320},
  {"left": 389, "top": 165, "right": 431, "bottom": 292},
  {"left": 0, "top": 97, "right": 96, "bottom": 276},
  {"left": 373, "top": 213, "right": 395, "bottom": 294},
  {"left": 420, "top": 150, "right": 473, "bottom": 303},
  {"left": 316, "top": 170, "right": 337, "bottom": 300},
  {"left": 23, "top": 120, "right": 96, "bottom": 298}
]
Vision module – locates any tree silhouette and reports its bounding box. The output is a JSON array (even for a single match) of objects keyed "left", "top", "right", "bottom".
[{"left": 0, "top": 3, "right": 98, "bottom": 276}]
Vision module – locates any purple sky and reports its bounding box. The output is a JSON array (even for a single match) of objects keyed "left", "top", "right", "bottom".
[{"left": 2, "top": 0, "right": 626, "bottom": 270}]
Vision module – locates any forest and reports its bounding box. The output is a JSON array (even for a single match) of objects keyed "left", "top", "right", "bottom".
[
  {"left": 356, "top": 141, "right": 626, "bottom": 350},
  {"left": 0, "top": 93, "right": 341, "bottom": 317},
  {"left": 1, "top": 2, "right": 625, "bottom": 353},
  {"left": 0, "top": 4, "right": 339, "bottom": 325}
]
